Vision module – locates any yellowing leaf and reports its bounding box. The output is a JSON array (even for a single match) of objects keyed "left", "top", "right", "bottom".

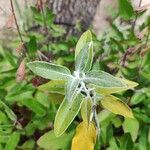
[
  {"left": 95, "top": 78, "right": 138, "bottom": 94},
  {"left": 71, "top": 121, "right": 96, "bottom": 150},
  {"left": 101, "top": 95, "right": 134, "bottom": 118}
]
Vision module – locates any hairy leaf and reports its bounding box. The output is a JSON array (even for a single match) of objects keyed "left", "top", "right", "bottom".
[
  {"left": 101, "top": 95, "right": 134, "bottom": 118},
  {"left": 95, "top": 78, "right": 138, "bottom": 94},
  {"left": 75, "top": 42, "right": 93, "bottom": 72},
  {"left": 71, "top": 121, "right": 96, "bottom": 150},
  {"left": 84, "top": 70, "right": 126, "bottom": 88},
  {"left": 66, "top": 77, "right": 80, "bottom": 101},
  {"left": 75, "top": 30, "right": 92, "bottom": 58},
  {"left": 81, "top": 98, "right": 93, "bottom": 123},
  {"left": 54, "top": 94, "right": 83, "bottom": 136},
  {"left": 27, "top": 61, "right": 72, "bottom": 80}
]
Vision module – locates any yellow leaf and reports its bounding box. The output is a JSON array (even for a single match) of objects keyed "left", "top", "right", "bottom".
[
  {"left": 71, "top": 121, "right": 96, "bottom": 150},
  {"left": 95, "top": 78, "right": 138, "bottom": 94},
  {"left": 101, "top": 95, "right": 134, "bottom": 118}
]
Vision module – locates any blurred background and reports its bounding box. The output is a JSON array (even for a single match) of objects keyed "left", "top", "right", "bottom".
[{"left": 0, "top": 0, "right": 150, "bottom": 149}]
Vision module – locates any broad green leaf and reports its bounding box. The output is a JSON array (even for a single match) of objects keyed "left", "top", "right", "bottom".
[
  {"left": 20, "top": 98, "right": 46, "bottom": 116},
  {"left": 119, "top": 133, "right": 133, "bottom": 150},
  {"left": 118, "top": 0, "right": 134, "bottom": 20},
  {"left": 37, "top": 130, "right": 74, "bottom": 150},
  {"left": 0, "top": 100, "right": 17, "bottom": 122},
  {"left": 71, "top": 121, "right": 96, "bottom": 150},
  {"left": 20, "top": 139, "right": 35, "bottom": 149},
  {"left": 48, "top": 93, "right": 64, "bottom": 104},
  {"left": 84, "top": 70, "right": 126, "bottom": 88},
  {"left": 38, "top": 80, "right": 66, "bottom": 94},
  {"left": 27, "top": 61, "right": 72, "bottom": 80},
  {"left": 130, "top": 92, "right": 145, "bottom": 105},
  {"left": 75, "top": 30, "right": 92, "bottom": 58},
  {"left": 95, "top": 78, "right": 138, "bottom": 94},
  {"left": 54, "top": 94, "right": 83, "bottom": 136},
  {"left": 123, "top": 118, "right": 139, "bottom": 141},
  {"left": 81, "top": 98, "right": 93, "bottom": 123},
  {"left": 66, "top": 77, "right": 80, "bottom": 101},
  {"left": 35, "top": 92, "right": 49, "bottom": 108},
  {"left": 75, "top": 42, "right": 93, "bottom": 72},
  {"left": 4, "top": 132, "right": 20, "bottom": 150},
  {"left": 100, "top": 95, "right": 134, "bottom": 118}
]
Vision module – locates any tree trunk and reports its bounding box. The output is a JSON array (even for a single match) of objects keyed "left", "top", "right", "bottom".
[{"left": 48, "top": 0, "right": 101, "bottom": 36}]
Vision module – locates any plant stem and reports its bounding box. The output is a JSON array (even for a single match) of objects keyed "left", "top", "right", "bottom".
[
  {"left": 10, "top": 0, "right": 27, "bottom": 58},
  {"left": 145, "top": 27, "right": 150, "bottom": 47}
]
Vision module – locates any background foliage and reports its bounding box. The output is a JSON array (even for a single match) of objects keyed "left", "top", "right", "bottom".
[{"left": 0, "top": 0, "right": 150, "bottom": 149}]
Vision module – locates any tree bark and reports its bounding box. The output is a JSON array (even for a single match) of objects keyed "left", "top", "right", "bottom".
[{"left": 48, "top": 0, "right": 101, "bottom": 36}]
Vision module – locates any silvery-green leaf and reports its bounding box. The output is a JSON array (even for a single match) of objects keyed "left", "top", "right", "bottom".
[
  {"left": 27, "top": 61, "right": 72, "bottom": 80},
  {"left": 54, "top": 94, "right": 83, "bottom": 136},
  {"left": 66, "top": 77, "right": 80, "bottom": 101},
  {"left": 75, "top": 42, "right": 93, "bottom": 72},
  {"left": 84, "top": 70, "right": 126, "bottom": 88},
  {"left": 75, "top": 30, "right": 92, "bottom": 58}
]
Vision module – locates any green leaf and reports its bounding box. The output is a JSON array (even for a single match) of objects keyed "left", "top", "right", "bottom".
[
  {"left": 119, "top": 133, "right": 133, "bottom": 150},
  {"left": 75, "top": 41, "right": 93, "bottom": 72},
  {"left": 20, "top": 98, "right": 46, "bottom": 116},
  {"left": 38, "top": 80, "right": 66, "bottom": 95},
  {"left": 81, "top": 98, "right": 93, "bottom": 123},
  {"left": 20, "top": 139, "right": 35, "bottom": 149},
  {"left": 27, "top": 36, "right": 37, "bottom": 53},
  {"left": 54, "top": 94, "right": 83, "bottom": 136},
  {"left": 27, "top": 61, "right": 72, "bottom": 80},
  {"left": 37, "top": 130, "right": 74, "bottom": 150},
  {"left": 0, "top": 100, "right": 17, "bottom": 122},
  {"left": 118, "top": 0, "right": 134, "bottom": 20},
  {"left": 123, "top": 118, "right": 139, "bottom": 141},
  {"left": 95, "top": 78, "right": 138, "bottom": 94},
  {"left": 75, "top": 30, "right": 92, "bottom": 58},
  {"left": 4, "top": 132, "right": 20, "bottom": 150},
  {"left": 101, "top": 95, "right": 134, "bottom": 118},
  {"left": 66, "top": 77, "right": 80, "bottom": 101},
  {"left": 84, "top": 70, "right": 126, "bottom": 88}
]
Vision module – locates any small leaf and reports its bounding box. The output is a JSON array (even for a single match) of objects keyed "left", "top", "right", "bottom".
[
  {"left": 4, "top": 132, "right": 20, "bottom": 150},
  {"left": 66, "top": 77, "right": 80, "bottom": 101},
  {"left": 100, "top": 95, "right": 134, "bottom": 118},
  {"left": 84, "top": 70, "right": 126, "bottom": 88},
  {"left": 71, "top": 121, "right": 96, "bottom": 150},
  {"left": 37, "top": 130, "right": 74, "bottom": 150},
  {"left": 118, "top": 0, "right": 134, "bottom": 20},
  {"left": 75, "top": 42, "right": 93, "bottom": 72},
  {"left": 38, "top": 80, "right": 66, "bottom": 95},
  {"left": 95, "top": 78, "right": 138, "bottom": 94},
  {"left": 27, "top": 61, "right": 72, "bottom": 80},
  {"left": 54, "top": 94, "right": 83, "bottom": 136},
  {"left": 123, "top": 118, "right": 139, "bottom": 141},
  {"left": 20, "top": 98, "right": 46, "bottom": 116},
  {"left": 0, "top": 100, "right": 17, "bottom": 122},
  {"left": 81, "top": 98, "right": 93, "bottom": 123},
  {"left": 27, "top": 36, "right": 37, "bottom": 53},
  {"left": 75, "top": 30, "right": 92, "bottom": 58}
]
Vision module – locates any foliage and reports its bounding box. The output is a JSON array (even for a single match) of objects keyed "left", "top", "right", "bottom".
[{"left": 0, "top": 0, "right": 150, "bottom": 150}]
